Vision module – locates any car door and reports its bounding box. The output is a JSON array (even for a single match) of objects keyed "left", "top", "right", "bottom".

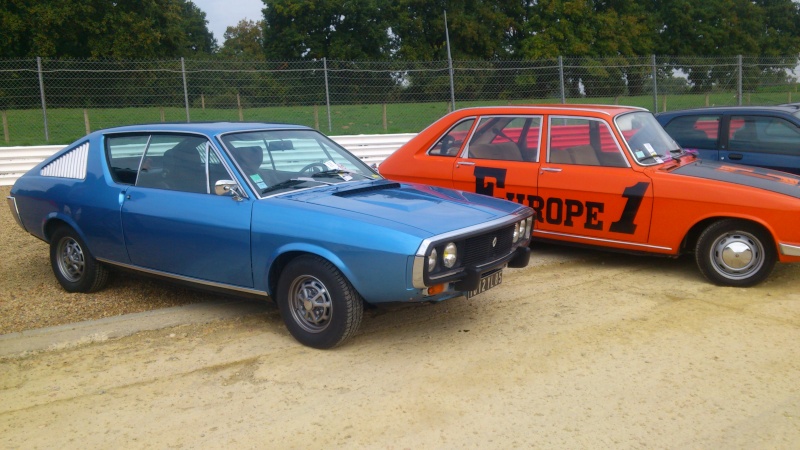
[
  {"left": 117, "top": 133, "right": 255, "bottom": 288},
  {"left": 451, "top": 115, "right": 542, "bottom": 208},
  {"left": 723, "top": 114, "right": 800, "bottom": 174},
  {"left": 536, "top": 116, "right": 654, "bottom": 246}
]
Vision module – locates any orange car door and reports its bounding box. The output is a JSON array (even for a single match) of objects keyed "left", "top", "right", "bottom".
[
  {"left": 535, "top": 116, "right": 654, "bottom": 247},
  {"left": 452, "top": 115, "right": 542, "bottom": 208}
]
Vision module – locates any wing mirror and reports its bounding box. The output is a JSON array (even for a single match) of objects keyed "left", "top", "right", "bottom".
[{"left": 214, "top": 180, "right": 244, "bottom": 201}]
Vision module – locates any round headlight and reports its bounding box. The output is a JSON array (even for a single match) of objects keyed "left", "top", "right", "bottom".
[
  {"left": 512, "top": 221, "right": 521, "bottom": 243},
  {"left": 524, "top": 217, "right": 533, "bottom": 239},
  {"left": 443, "top": 242, "right": 457, "bottom": 268},
  {"left": 428, "top": 248, "right": 438, "bottom": 272}
]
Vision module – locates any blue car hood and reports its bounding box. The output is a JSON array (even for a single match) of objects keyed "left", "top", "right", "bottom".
[
  {"left": 281, "top": 180, "right": 519, "bottom": 235},
  {"left": 671, "top": 160, "right": 800, "bottom": 199}
]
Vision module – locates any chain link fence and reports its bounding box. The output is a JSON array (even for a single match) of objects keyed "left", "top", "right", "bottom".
[{"left": 1, "top": 55, "right": 798, "bottom": 145}]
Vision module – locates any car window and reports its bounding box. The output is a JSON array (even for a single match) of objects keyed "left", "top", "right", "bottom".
[
  {"left": 428, "top": 119, "right": 475, "bottom": 156},
  {"left": 663, "top": 115, "right": 720, "bottom": 149},
  {"left": 106, "top": 135, "right": 149, "bottom": 185},
  {"left": 136, "top": 135, "right": 212, "bottom": 194},
  {"left": 729, "top": 115, "right": 800, "bottom": 155},
  {"left": 616, "top": 112, "right": 680, "bottom": 165},
  {"left": 466, "top": 116, "right": 541, "bottom": 162},
  {"left": 548, "top": 117, "right": 627, "bottom": 167}
]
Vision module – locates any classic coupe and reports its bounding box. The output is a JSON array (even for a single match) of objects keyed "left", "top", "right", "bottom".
[
  {"left": 7, "top": 122, "right": 533, "bottom": 348},
  {"left": 379, "top": 105, "right": 800, "bottom": 287}
]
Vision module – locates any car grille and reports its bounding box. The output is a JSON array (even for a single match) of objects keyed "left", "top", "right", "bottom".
[{"left": 462, "top": 225, "right": 515, "bottom": 267}]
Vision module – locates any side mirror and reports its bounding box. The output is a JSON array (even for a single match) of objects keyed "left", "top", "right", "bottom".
[{"left": 214, "top": 180, "right": 244, "bottom": 201}]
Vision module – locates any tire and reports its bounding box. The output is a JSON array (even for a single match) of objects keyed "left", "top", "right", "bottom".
[
  {"left": 49, "top": 226, "right": 109, "bottom": 293},
  {"left": 276, "top": 255, "right": 363, "bottom": 349},
  {"left": 695, "top": 219, "right": 776, "bottom": 287}
]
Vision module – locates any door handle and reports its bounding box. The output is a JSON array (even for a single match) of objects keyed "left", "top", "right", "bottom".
[
  {"left": 456, "top": 161, "right": 475, "bottom": 167},
  {"left": 540, "top": 167, "right": 562, "bottom": 173},
  {"left": 728, "top": 153, "right": 743, "bottom": 161}
]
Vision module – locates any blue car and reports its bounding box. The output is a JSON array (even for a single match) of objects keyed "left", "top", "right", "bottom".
[
  {"left": 656, "top": 106, "right": 800, "bottom": 174},
  {"left": 6, "top": 123, "right": 533, "bottom": 348}
]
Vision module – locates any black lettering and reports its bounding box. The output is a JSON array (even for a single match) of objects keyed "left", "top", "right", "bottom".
[
  {"left": 564, "top": 199, "right": 584, "bottom": 227},
  {"left": 545, "top": 198, "right": 563, "bottom": 224},
  {"left": 473, "top": 167, "right": 506, "bottom": 196},
  {"left": 609, "top": 182, "right": 650, "bottom": 234},
  {"left": 528, "top": 195, "right": 544, "bottom": 223},
  {"left": 506, "top": 193, "right": 526, "bottom": 204},
  {"left": 585, "top": 202, "right": 604, "bottom": 230}
]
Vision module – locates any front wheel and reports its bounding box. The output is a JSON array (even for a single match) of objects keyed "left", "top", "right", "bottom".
[
  {"left": 49, "top": 226, "right": 109, "bottom": 293},
  {"left": 695, "top": 219, "right": 776, "bottom": 287},
  {"left": 276, "top": 255, "right": 363, "bottom": 349}
]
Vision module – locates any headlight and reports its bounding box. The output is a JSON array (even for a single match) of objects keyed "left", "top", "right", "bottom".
[
  {"left": 512, "top": 220, "right": 522, "bottom": 243},
  {"left": 428, "top": 248, "right": 438, "bottom": 272},
  {"left": 524, "top": 217, "right": 533, "bottom": 239},
  {"left": 443, "top": 242, "right": 457, "bottom": 268}
]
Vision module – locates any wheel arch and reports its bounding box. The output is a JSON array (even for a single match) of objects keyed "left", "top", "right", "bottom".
[
  {"left": 265, "top": 247, "right": 360, "bottom": 300},
  {"left": 681, "top": 215, "right": 777, "bottom": 254}
]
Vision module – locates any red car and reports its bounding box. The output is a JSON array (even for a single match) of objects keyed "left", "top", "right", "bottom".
[{"left": 379, "top": 105, "right": 800, "bottom": 287}]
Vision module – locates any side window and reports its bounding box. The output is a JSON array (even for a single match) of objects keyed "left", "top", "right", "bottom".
[
  {"left": 729, "top": 115, "right": 800, "bottom": 155},
  {"left": 548, "top": 117, "right": 626, "bottom": 167},
  {"left": 428, "top": 119, "right": 475, "bottom": 156},
  {"left": 141, "top": 135, "right": 211, "bottom": 193},
  {"left": 106, "top": 135, "right": 148, "bottom": 185},
  {"left": 664, "top": 115, "right": 719, "bottom": 149},
  {"left": 466, "top": 116, "right": 541, "bottom": 162}
]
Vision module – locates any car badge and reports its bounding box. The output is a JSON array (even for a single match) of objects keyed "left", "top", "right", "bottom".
[{"left": 492, "top": 237, "right": 497, "bottom": 247}]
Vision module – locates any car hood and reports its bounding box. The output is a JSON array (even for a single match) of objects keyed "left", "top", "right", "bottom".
[
  {"left": 670, "top": 159, "right": 800, "bottom": 199},
  {"left": 279, "top": 180, "right": 522, "bottom": 235}
]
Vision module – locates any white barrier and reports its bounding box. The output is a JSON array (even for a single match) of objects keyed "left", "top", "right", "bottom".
[{"left": 0, "top": 133, "right": 416, "bottom": 186}]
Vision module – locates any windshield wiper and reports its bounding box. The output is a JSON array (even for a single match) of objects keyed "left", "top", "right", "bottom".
[
  {"left": 261, "top": 177, "right": 332, "bottom": 195},
  {"left": 310, "top": 169, "right": 372, "bottom": 180}
]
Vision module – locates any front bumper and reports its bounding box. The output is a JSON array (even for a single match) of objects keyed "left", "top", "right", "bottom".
[{"left": 453, "top": 246, "right": 530, "bottom": 291}]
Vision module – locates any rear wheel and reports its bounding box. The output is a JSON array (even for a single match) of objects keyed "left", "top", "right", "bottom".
[
  {"left": 276, "top": 255, "right": 363, "bottom": 349},
  {"left": 49, "top": 227, "right": 109, "bottom": 293},
  {"left": 695, "top": 219, "right": 776, "bottom": 287}
]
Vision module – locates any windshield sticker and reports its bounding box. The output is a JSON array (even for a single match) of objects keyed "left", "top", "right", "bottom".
[
  {"left": 644, "top": 143, "right": 657, "bottom": 155},
  {"left": 635, "top": 151, "right": 645, "bottom": 159},
  {"left": 324, "top": 160, "right": 339, "bottom": 170},
  {"left": 250, "top": 173, "right": 267, "bottom": 189}
]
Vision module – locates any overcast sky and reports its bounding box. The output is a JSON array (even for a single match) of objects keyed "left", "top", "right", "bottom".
[{"left": 191, "top": 0, "right": 264, "bottom": 42}]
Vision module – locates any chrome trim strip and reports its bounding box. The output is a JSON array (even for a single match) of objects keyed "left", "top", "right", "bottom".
[
  {"left": 6, "top": 196, "right": 26, "bottom": 232},
  {"left": 779, "top": 243, "right": 800, "bottom": 257},
  {"left": 532, "top": 229, "right": 673, "bottom": 251},
  {"left": 96, "top": 259, "right": 269, "bottom": 297}
]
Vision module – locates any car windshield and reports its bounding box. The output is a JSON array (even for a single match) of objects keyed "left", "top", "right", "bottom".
[
  {"left": 220, "top": 129, "right": 381, "bottom": 195},
  {"left": 616, "top": 112, "right": 683, "bottom": 165}
]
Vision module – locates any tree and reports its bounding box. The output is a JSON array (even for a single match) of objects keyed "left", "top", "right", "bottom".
[
  {"left": 219, "top": 19, "right": 265, "bottom": 59},
  {"left": 263, "top": 0, "right": 393, "bottom": 60},
  {"left": 0, "top": 0, "right": 216, "bottom": 58}
]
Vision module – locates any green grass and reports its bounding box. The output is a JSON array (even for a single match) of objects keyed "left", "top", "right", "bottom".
[{"left": 2, "top": 90, "right": 797, "bottom": 146}]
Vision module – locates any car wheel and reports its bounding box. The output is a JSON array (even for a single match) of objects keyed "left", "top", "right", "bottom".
[
  {"left": 49, "top": 226, "right": 109, "bottom": 293},
  {"left": 695, "top": 219, "right": 776, "bottom": 287},
  {"left": 277, "top": 255, "right": 363, "bottom": 349}
]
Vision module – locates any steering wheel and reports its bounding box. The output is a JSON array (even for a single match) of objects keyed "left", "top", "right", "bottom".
[{"left": 299, "top": 162, "right": 329, "bottom": 174}]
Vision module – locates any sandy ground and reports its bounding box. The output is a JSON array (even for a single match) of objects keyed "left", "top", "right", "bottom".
[{"left": 1, "top": 244, "right": 799, "bottom": 448}]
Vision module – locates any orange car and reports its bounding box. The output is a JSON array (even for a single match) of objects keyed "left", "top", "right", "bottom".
[{"left": 379, "top": 105, "right": 800, "bottom": 286}]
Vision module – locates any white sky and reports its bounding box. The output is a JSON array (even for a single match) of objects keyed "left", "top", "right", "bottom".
[{"left": 190, "top": 0, "right": 264, "bottom": 43}]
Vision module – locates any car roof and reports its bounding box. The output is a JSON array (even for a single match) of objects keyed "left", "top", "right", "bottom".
[
  {"left": 92, "top": 121, "right": 313, "bottom": 136},
  {"left": 449, "top": 104, "right": 648, "bottom": 117},
  {"left": 656, "top": 105, "right": 800, "bottom": 118}
]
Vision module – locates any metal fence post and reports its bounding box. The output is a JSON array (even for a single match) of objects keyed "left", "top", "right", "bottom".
[
  {"left": 181, "top": 57, "right": 190, "bottom": 122},
  {"left": 737, "top": 55, "right": 743, "bottom": 106},
  {"left": 651, "top": 54, "right": 658, "bottom": 112},
  {"left": 559, "top": 56, "right": 565, "bottom": 104},
  {"left": 445, "top": 11, "right": 456, "bottom": 110},
  {"left": 37, "top": 57, "right": 49, "bottom": 142},
  {"left": 323, "top": 58, "right": 332, "bottom": 132}
]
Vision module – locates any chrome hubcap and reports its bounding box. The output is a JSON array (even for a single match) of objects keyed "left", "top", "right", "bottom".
[
  {"left": 57, "top": 237, "right": 85, "bottom": 282},
  {"left": 711, "top": 231, "right": 763, "bottom": 280},
  {"left": 288, "top": 275, "right": 332, "bottom": 333}
]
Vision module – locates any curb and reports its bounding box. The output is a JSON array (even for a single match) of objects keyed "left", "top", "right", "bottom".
[{"left": 0, "top": 298, "right": 270, "bottom": 358}]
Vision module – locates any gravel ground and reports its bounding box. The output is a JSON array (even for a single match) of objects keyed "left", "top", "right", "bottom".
[{"left": 1, "top": 185, "right": 211, "bottom": 335}]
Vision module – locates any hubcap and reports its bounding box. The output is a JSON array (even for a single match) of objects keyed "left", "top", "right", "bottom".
[
  {"left": 288, "top": 275, "right": 332, "bottom": 333},
  {"left": 710, "top": 231, "right": 763, "bottom": 280},
  {"left": 57, "top": 237, "right": 85, "bottom": 282}
]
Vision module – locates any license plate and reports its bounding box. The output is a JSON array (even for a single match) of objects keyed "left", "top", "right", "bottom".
[{"left": 467, "top": 270, "right": 503, "bottom": 298}]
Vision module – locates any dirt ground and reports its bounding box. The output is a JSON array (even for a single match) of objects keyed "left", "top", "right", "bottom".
[{"left": 1, "top": 221, "right": 799, "bottom": 448}]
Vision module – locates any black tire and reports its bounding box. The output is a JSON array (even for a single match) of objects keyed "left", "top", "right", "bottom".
[
  {"left": 49, "top": 226, "right": 109, "bottom": 293},
  {"left": 695, "top": 219, "right": 776, "bottom": 287},
  {"left": 276, "top": 255, "right": 363, "bottom": 349}
]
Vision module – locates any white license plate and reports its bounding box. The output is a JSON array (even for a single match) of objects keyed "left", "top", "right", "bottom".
[{"left": 467, "top": 270, "right": 503, "bottom": 298}]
